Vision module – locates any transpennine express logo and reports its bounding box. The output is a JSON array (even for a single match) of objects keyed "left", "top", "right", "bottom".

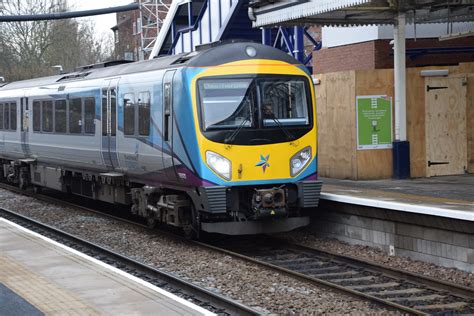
[{"left": 256, "top": 154, "right": 270, "bottom": 173}]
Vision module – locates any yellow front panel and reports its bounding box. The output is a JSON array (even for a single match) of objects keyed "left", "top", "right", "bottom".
[{"left": 191, "top": 60, "right": 318, "bottom": 182}]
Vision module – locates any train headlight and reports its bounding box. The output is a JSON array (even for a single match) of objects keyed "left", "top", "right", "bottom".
[
  {"left": 290, "top": 147, "right": 311, "bottom": 177},
  {"left": 206, "top": 151, "right": 231, "bottom": 180}
]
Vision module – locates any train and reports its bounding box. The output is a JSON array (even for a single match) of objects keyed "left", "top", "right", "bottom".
[{"left": 0, "top": 41, "right": 322, "bottom": 237}]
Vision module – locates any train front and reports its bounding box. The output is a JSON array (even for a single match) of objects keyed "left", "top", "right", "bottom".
[{"left": 186, "top": 42, "right": 322, "bottom": 235}]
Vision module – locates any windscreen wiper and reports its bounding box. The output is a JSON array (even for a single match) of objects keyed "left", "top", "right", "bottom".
[
  {"left": 224, "top": 117, "right": 250, "bottom": 144},
  {"left": 266, "top": 112, "right": 295, "bottom": 141}
]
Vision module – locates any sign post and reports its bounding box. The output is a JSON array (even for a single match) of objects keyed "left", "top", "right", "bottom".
[{"left": 356, "top": 95, "right": 393, "bottom": 150}]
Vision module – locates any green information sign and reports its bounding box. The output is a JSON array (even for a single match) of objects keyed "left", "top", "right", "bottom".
[{"left": 356, "top": 95, "right": 392, "bottom": 150}]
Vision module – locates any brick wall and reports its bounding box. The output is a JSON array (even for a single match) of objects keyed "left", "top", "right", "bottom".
[
  {"left": 314, "top": 37, "right": 474, "bottom": 74},
  {"left": 313, "top": 41, "right": 376, "bottom": 73},
  {"left": 113, "top": 0, "right": 169, "bottom": 61}
]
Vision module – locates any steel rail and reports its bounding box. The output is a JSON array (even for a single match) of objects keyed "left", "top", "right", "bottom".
[
  {"left": 1, "top": 183, "right": 472, "bottom": 314},
  {"left": 192, "top": 240, "right": 427, "bottom": 315},
  {"left": 193, "top": 238, "right": 474, "bottom": 316},
  {"left": 284, "top": 241, "right": 474, "bottom": 299},
  {"left": 0, "top": 207, "right": 258, "bottom": 316}
]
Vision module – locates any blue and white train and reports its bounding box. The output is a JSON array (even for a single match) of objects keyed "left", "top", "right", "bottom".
[{"left": 0, "top": 42, "right": 322, "bottom": 237}]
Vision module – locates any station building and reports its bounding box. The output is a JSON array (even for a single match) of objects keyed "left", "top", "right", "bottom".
[{"left": 313, "top": 23, "right": 474, "bottom": 179}]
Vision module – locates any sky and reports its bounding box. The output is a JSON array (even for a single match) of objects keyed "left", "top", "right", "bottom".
[{"left": 72, "top": 0, "right": 132, "bottom": 38}]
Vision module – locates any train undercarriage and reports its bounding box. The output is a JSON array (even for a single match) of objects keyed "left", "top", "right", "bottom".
[{"left": 0, "top": 158, "right": 321, "bottom": 238}]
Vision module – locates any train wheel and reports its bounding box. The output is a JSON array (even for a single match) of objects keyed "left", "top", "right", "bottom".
[
  {"left": 183, "top": 206, "right": 200, "bottom": 240},
  {"left": 146, "top": 215, "right": 157, "bottom": 228}
]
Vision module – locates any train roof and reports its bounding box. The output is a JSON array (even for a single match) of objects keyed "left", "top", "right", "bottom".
[{"left": 0, "top": 42, "right": 300, "bottom": 91}]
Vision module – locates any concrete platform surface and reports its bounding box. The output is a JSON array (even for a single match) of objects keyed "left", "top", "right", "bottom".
[
  {"left": 0, "top": 218, "right": 214, "bottom": 316},
  {"left": 321, "top": 175, "right": 474, "bottom": 221}
]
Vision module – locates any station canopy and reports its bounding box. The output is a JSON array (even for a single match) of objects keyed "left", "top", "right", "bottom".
[{"left": 250, "top": 0, "right": 474, "bottom": 27}]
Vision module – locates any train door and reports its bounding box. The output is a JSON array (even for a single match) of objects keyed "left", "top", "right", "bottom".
[
  {"left": 20, "top": 97, "right": 31, "bottom": 157},
  {"left": 101, "top": 78, "right": 120, "bottom": 170},
  {"left": 162, "top": 70, "right": 177, "bottom": 181}
]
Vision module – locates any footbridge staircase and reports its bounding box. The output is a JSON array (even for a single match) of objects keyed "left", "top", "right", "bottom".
[{"left": 148, "top": 0, "right": 321, "bottom": 69}]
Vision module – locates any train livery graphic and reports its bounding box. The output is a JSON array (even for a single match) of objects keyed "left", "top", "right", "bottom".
[{"left": 0, "top": 42, "right": 322, "bottom": 237}]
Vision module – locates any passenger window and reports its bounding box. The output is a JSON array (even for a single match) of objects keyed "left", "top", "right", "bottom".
[
  {"left": 55, "top": 100, "right": 67, "bottom": 133},
  {"left": 33, "top": 101, "right": 41, "bottom": 132},
  {"left": 4, "top": 103, "right": 10, "bottom": 130},
  {"left": 138, "top": 91, "right": 150, "bottom": 136},
  {"left": 42, "top": 100, "right": 53, "bottom": 132},
  {"left": 123, "top": 93, "right": 135, "bottom": 136},
  {"left": 69, "top": 98, "right": 82, "bottom": 134},
  {"left": 84, "top": 97, "right": 95, "bottom": 134},
  {"left": 0, "top": 103, "right": 3, "bottom": 130},
  {"left": 10, "top": 102, "right": 17, "bottom": 131}
]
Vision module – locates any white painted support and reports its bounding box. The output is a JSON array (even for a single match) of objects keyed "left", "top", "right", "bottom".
[{"left": 394, "top": 12, "right": 407, "bottom": 141}]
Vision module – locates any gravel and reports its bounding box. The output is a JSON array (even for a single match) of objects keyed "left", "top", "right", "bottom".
[
  {"left": 276, "top": 230, "right": 474, "bottom": 288},
  {"left": 0, "top": 189, "right": 390, "bottom": 315}
]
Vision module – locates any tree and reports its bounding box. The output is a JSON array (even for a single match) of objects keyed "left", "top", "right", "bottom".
[{"left": 0, "top": 0, "right": 114, "bottom": 82}]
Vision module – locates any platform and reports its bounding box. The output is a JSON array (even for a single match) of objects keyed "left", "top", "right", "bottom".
[
  {"left": 321, "top": 175, "right": 474, "bottom": 221},
  {"left": 0, "top": 218, "right": 214, "bottom": 316},
  {"left": 309, "top": 175, "right": 474, "bottom": 273}
]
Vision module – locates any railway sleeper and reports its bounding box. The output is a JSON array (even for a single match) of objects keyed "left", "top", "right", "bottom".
[
  {"left": 388, "top": 294, "right": 445, "bottom": 303},
  {"left": 414, "top": 301, "right": 469, "bottom": 311},
  {"left": 329, "top": 275, "right": 375, "bottom": 284},
  {"left": 348, "top": 281, "right": 400, "bottom": 290},
  {"left": 365, "top": 288, "right": 426, "bottom": 296}
]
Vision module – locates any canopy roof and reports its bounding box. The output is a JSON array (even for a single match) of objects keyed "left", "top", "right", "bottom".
[{"left": 250, "top": 0, "right": 474, "bottom": 27}]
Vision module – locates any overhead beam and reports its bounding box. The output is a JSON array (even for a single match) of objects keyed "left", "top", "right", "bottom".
[{"left": 0, "top": 3, "right": 139, "bottom": 22}]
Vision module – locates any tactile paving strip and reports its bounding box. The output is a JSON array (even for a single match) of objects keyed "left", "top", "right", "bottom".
[{"left": 0, "top": 254, "right": 99, "bottom": 315}]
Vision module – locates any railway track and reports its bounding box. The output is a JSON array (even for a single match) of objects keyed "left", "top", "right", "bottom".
[
  {"left": 1, "top": 183, "right": 473, "bottom": 315},
  {"left": 0, "top": 207, "right": 258, "bottom": 316},
  {"left": 200, "top": 237, "right": 474, "bottom": 315}
]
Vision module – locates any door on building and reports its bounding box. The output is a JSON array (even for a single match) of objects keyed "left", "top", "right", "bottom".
[{"left": 425, "top": 76, "right": 467, "bottom": 177}]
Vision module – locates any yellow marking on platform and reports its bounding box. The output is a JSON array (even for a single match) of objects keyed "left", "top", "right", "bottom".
[{"left": 0, "top": 254, "right": 99, "bottom": 315}]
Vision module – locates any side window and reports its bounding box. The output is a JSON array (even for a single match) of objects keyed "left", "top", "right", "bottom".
[
  {"left": 69, "top": 98, "right": 82, "bottom": 134},
  {"left": 42, "top": 100, "right": 53, "bottom": 132},
  {"left": 54, "top": 100, "right": 67, "bottom": 133},
  {"left": 123, "top": 93, "right": 135, "bottom": 136},
  {"left": 138, "top": 91, "right": 150, "bottom": 136},
  {"left": 10, "top": 102, "right": 17, "bottom": 131},
  {"left": 0, "top": 103, "right": 3, "bottom": 130},
  {"left": 4, "top": 103, "right": 10, "bottom": 130},
  {"left": 33, "top": 101, "right": 41, "bottom": 132},
  {"left": 84, "top": 97, "right": 95, "bottom": 134}
]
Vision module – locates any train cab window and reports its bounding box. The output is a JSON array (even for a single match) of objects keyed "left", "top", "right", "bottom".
[
  {"left": 69, "top": 98, "right": 82, "bottom": 134},
  {"left": 0, "top": 104, "right": 3, "bottom": 130},
  {"left": 42, "top": 100, "right": 53, "bottom": 132},
  {"left": 33, "top": 101, "right": 41, "bottom": 132},
  {"left": 10, "top": 102, "right": 17, "bottom": 131},
  {"left": 54, "top": 100, "right": 67, "bottom": 133},
  {"left": 138, "top": 91, "right": 150, "bottom": 136},
  {"left": 123, "top": 93, "right": 135, "bottom": 136},
  {"left": 84, "top": 97, "right": 95, "bottom": 134},
  {"left": 260, "top": 79, "right": 309, "bottom": 127},
  {"left": 3, "top": 103, "right": 10, "bottom": 130}
]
